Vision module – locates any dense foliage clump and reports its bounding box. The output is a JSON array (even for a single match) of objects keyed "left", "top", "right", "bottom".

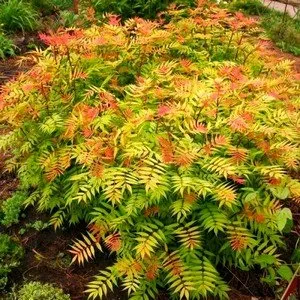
[
  {"left": 90, "top": 0, "right": 195, "bottom": 19},
  {"left": 0, "top": 32, "right": 15, "bottom": 59},
  {"left": 0, "top": 0, "right": 39, "bottom": 32},
  {"left": 0, "top": 234, "right": 23, "bottom": 290},
  {"left": 17, "top": 281, "right": 71, "bottom": 300},
  {"left": 0, "top": 1, "right": 299, "bottom": 299},
  {"left": 0, "top": 191, "right": 27, "bottom": 226}
]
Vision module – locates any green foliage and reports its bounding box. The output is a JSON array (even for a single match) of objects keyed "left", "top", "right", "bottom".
[
  {"left": 0, "top": 191, "right": 27, "bottom": 226},
  {"left": 230, "top": 0, "right": 269, "bottom": 15},
  {"left": 0, "top": 2, "right": 299, "bottom": 299},
  {"left": 277, "top": 265, "right": 294, "bottom": 281},
  {"left": 0, "top": 234, "right": 23, "bottom": 290},
  {"left": 0, "top": 0, "right": 39, "bottom": 32},
  {"left": 18, "top": 220, "right": 50, "bottom": 235},
  {"left": 91, "top": 0, "right": 195, "bottom": 19},
  {"left": 261, "top": 12, "right": 300, "bottom": 55},
  {"left": 17, "top": 281, "right": 71, "bottom": 300},
  {"left": 58, "top": 10, "right": 80, "bottom": 28},
  {"left": 0, "top": 31, "right": 15, "bottom": 59},
  {"left": 291, "top": 245, "right": 300, "bottom": 263},
  {"left": 262, "top": 264, "right": 295, "bottom": 286},
  {"left": 29, "top": 0, "right": 56, "bottom": 15},
  {"left": 51, "top": 0, "right": 73, "bottom": 10}
]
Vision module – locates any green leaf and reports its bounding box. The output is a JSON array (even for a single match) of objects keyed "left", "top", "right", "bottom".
[
  {"left": 277, "top": 265, "right": 293, "bottom": 281},
  {"left": 292, "top": 248, "right": 300, "bottom": 263},
  {"left": 270, "top": 186, "right": 290, "bottom": 199},
  {"left": 255, "top": 254, "right": 276, "bottom": 266},
  {"left": 244, "top": 191, "right": 258, "bottom": 202},
  {"left": 276, "top": 208, "right": 293, "bottom": 231}
]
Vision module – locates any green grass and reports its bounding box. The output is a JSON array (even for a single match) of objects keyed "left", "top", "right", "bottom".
[
  {"left": 0, "top": 0, "right": 40, "bottom": 33},
  {"left": 262, "top": 10, "right": 300, "bottom": 55},
  {"left": 230, "top": 0, "right": 300, "bottom": 55},
  {"left": 0, "top": 32, "right": 15, "bottom": 59}
]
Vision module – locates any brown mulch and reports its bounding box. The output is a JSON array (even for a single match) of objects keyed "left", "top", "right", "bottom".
[{"left": 0, "top": 57, "right": 34, "bottom": 86}]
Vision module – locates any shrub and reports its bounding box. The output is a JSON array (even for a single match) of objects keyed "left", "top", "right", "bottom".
[
  {"left": 51, "top": 0, "right": 73, "bottom": 10},
  {"left": 0, "top": 234, "right": 23, "bottom": 290},
  {"left": 91, "top": 0, "right": 195, "bottom": 19},
  {"left": 17, "top": 281, "right": 71, "bottom": 300},
  {"left": 29, "top": 0, "right": 56, "bottom": 15},
  {"left": 1, "top": 191, "right": 27, "bottom": 226},
  {"left": 58, "top": 10, "right": 81, "bottom": 28},
  {"left": 0, "top": 0, "right": 39, "bottom": 32},
  {"left": 0, "top": 2, "right": 299, "bottom": 299},
  {"left": 0, "top": 32, "right": 15, "bottom": 59}
]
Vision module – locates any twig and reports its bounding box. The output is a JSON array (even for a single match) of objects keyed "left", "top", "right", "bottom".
[{"left": 224, "top": 266, "right": 255, "bottom": 296}]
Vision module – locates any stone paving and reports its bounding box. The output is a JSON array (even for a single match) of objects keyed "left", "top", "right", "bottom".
[{"left": 261, "top": 0, "right": 299, "bottom": 17}]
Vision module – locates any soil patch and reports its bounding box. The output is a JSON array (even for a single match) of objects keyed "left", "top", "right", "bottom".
[
  {"left": 0, "top": 57, "right": 34, "bottom": 87},
  {"left": 1, "top": 208, "right": 127, "bottom": 300}
]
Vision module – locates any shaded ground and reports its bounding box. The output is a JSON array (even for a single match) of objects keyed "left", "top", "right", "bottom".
[
  {"left": 3, "top": 210, "right": 127, "bottom": 300},
  {"left": 0, "top": 34, "right": 39, "bottom": 86}
]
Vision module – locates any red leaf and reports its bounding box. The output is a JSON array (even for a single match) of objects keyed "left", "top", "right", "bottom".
[
  {"left": 195, "top": 123, "right": 208, "bottom": 133},
  {"left": 157, "top": 105, "right": 171, "bottom": 117}
]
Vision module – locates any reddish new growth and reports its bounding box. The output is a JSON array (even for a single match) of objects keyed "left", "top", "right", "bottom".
[
  {"left": 108, "top": 14, "right": 121, "bottom": 26},
  {"left": 158, "top": 137, "right": 174, "bottom": 163},
  {"left": 158, "top": 105, "right": 172, "bottom": 117},
  {"left": 230, "top": 234, "right": 248, "bottom": 251},
  {"left": 144, "top": 206, "right": 160, "bottom": 217},
  {"left": 105, "top": 233, "right": 121, "bottom": 252},
  {"left": 184, "top": 192, "right": 198, "bottom": 204},
  {"left": 146, "top": 261, "right": 160, "bottom": 280},
  {"left": 229, "top": 115, "right": 248, "bottom": 132},
  {"left": 195, "top": 123, "right": 208, "bottom": 133},
  {"left": 39, "top": 29, "right": 84, "bottom": 47}
]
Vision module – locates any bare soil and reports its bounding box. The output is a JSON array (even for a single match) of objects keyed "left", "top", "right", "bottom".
[{"left": 4, "top": 210, "right": 126, "bottom": 300}]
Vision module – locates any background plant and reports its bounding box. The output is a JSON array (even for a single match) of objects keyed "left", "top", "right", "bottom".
[
  {"left": 0, "top": 31, "right": 15, "bottom": 59},
  {"left": 17, "top": 281, "right": 71, "bottom": 300},
  {"left": 0, "top": 0, "right": 40, "bottom": 33},
  {"left": 0, "top": 2, "right": 299, "bottom": 299},
  {"left": 29, "top": 0, "right": 57, "bottom": 16},
  {"left": 229, "top": 0, "right": 269, "bottom": 15},
  {"left": 0, "top": 234, "right": 23, "bottom": 291},
  {"left": 51, "top": 0, "right": 73, "bottom": 10},
  {"left": 0, "top": 191, "right": 27, "bottom": 226},
  {"left": 87, "top": 0, "right": 195, "bottom": 19}
]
